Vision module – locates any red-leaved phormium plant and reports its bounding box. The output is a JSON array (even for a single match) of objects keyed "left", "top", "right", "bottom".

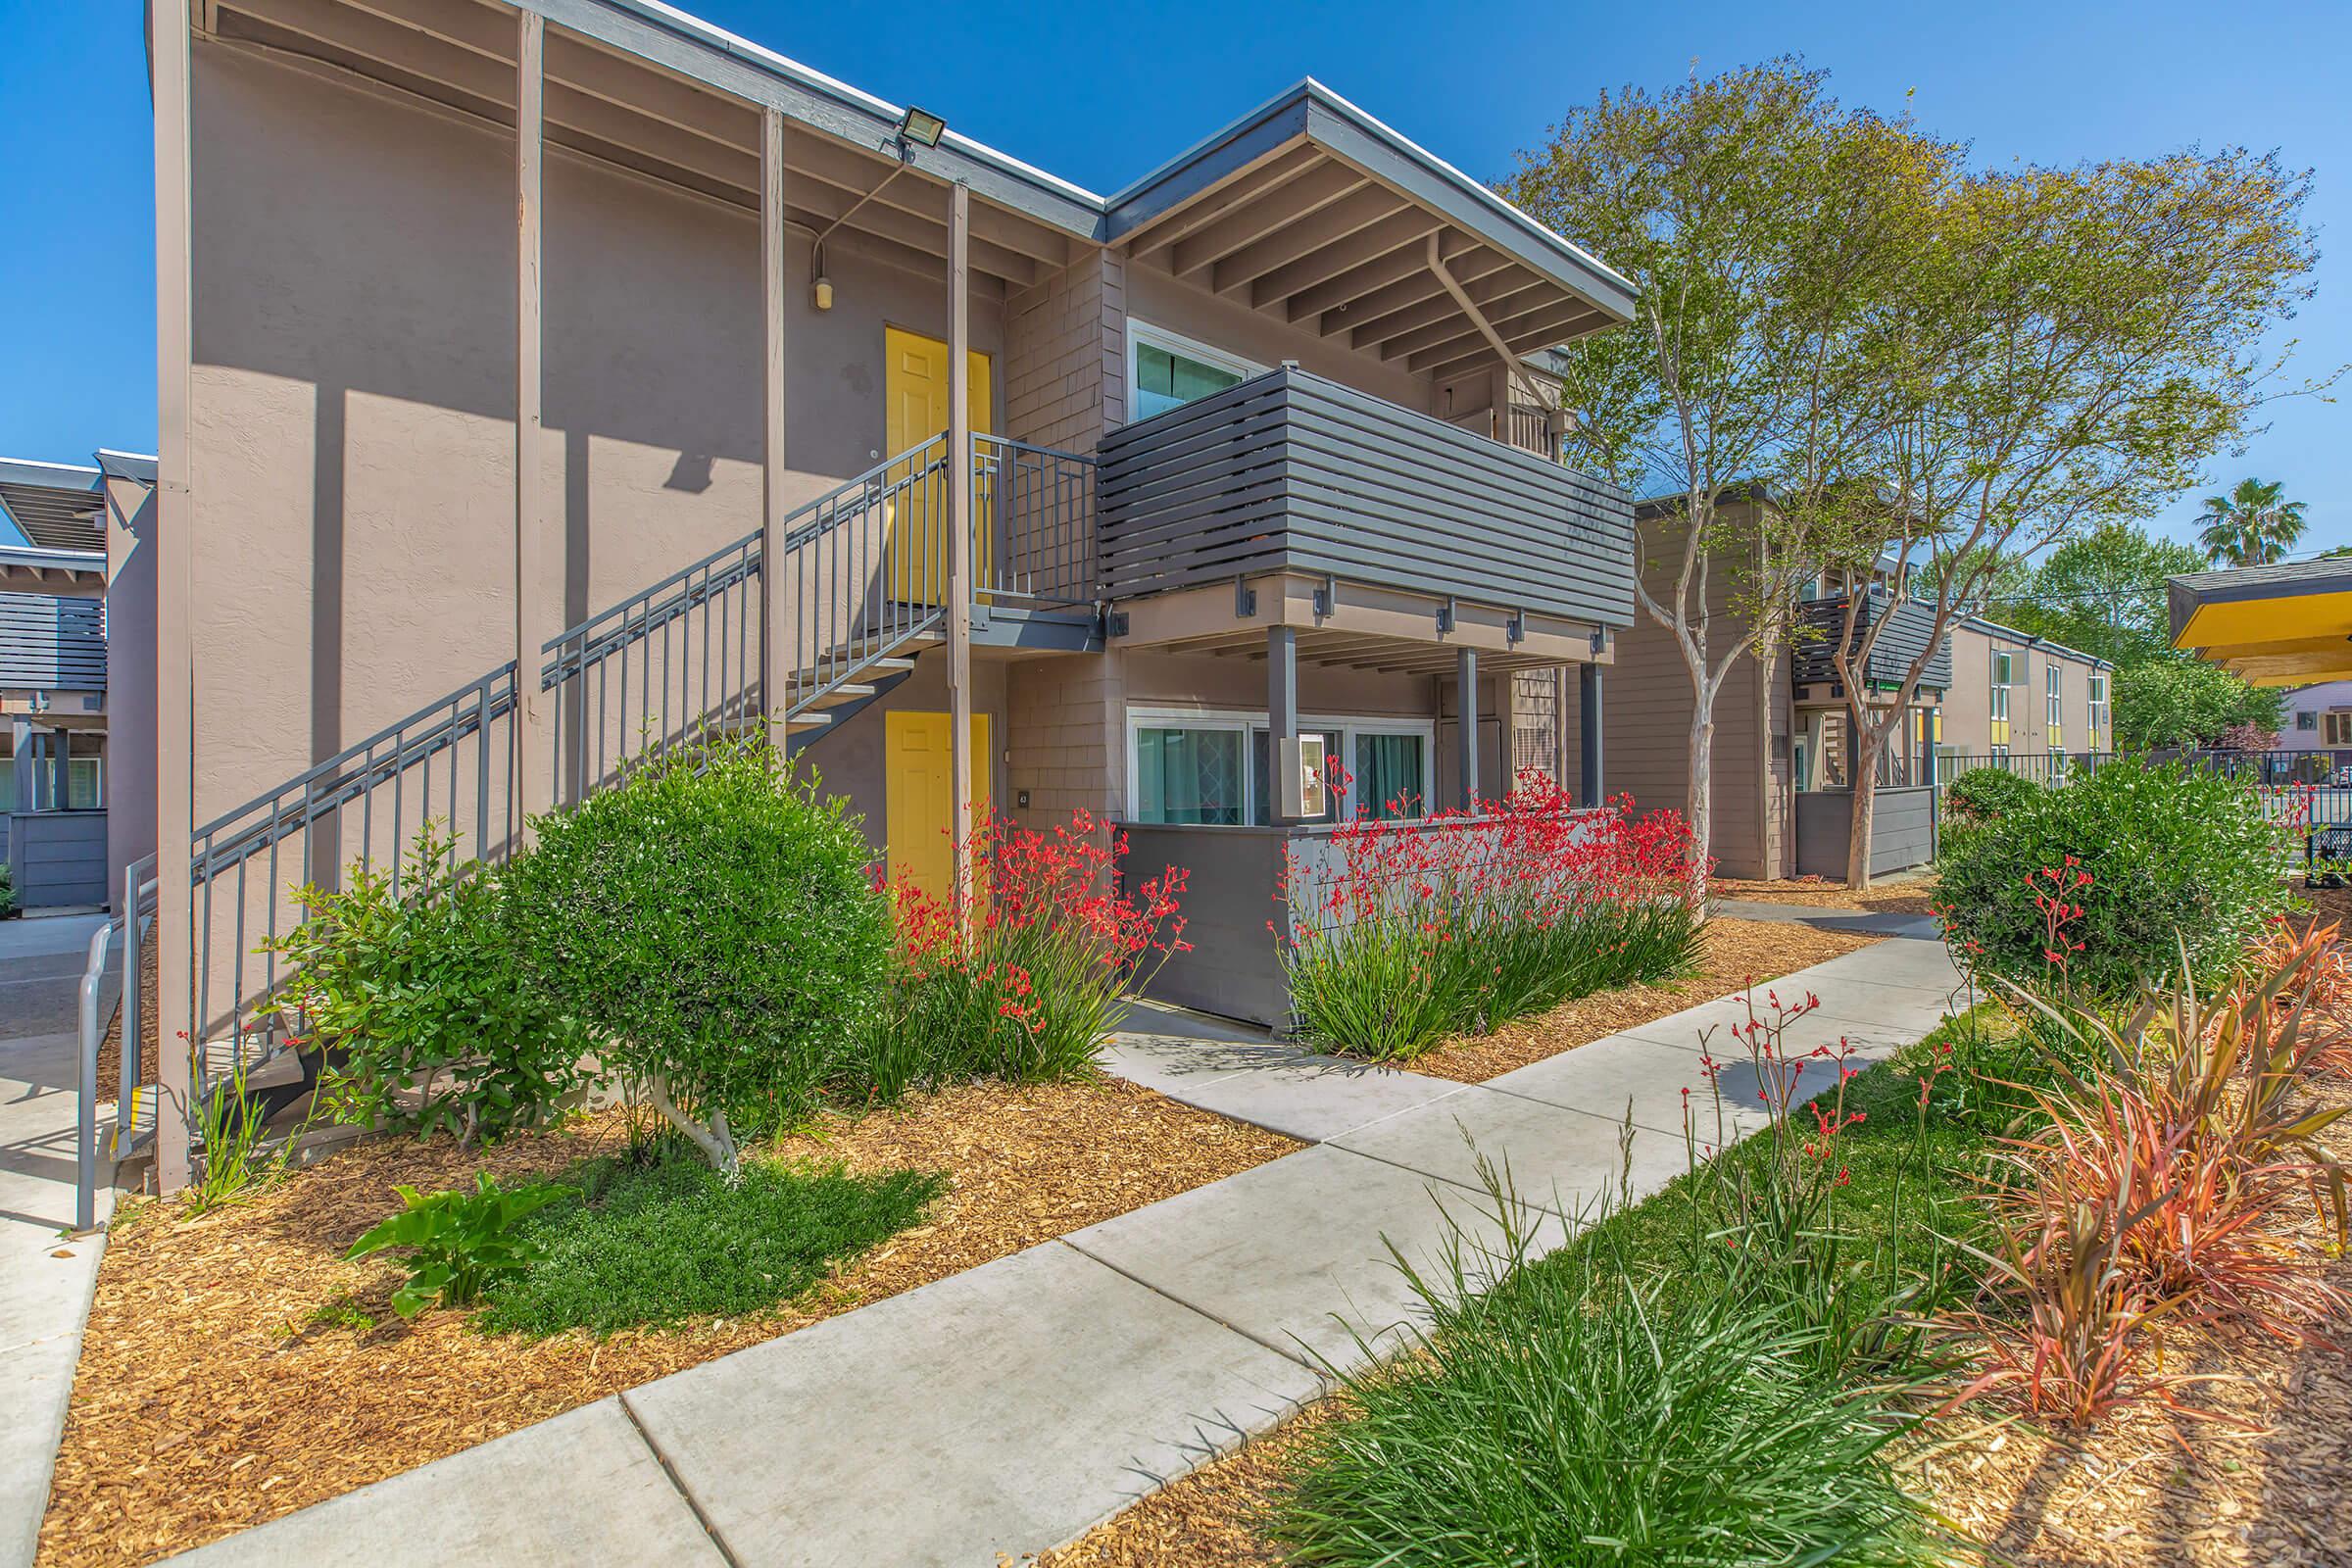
[
  {"left": 880, "top": 808, "right": 1189, "bottom": 1092},
  {"left": 1278, "top": 768, "right": 1706, "bottom": 1060}
]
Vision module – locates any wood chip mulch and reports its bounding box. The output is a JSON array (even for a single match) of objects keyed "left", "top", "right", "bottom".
[
  {"left": 37, "top": 1079, "right": 1298, "bottom": 1568},
  {"left": 1918, "top": 1074, "right": 2352, "bottom": 1568},
  {"left": 91, "top": 939, "right": 157, "bottom": 1095},
  {"left": 1405, "top": 916, "right": 1885, "bottom": 1084},
  {"left": 1713, "top": 872, "right": 1941, "bottom": 915}
]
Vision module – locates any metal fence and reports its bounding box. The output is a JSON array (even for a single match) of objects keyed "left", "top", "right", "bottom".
[
  {"left": 1931, "top": 747, "right": 2352, "bottom": 827},
  {"left": 976, "top": 434, "right": 1097, "bottom": 610}
]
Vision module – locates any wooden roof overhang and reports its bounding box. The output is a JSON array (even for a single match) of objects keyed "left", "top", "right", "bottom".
[
  {"left": 0, "top": 460, "right": 107, "bottom": 553},
  {"left": 193, "top": 0, "right": 1095, "bottom": 288},
  {"left": 2170, "top": 560, "right": 2352, "bottom": 686},
  {"left": 0, "top": 545, "right": 109, "bottom": 598},
  {"left": 1102, "top": 81, "right": 1634, "bottom": 384}
]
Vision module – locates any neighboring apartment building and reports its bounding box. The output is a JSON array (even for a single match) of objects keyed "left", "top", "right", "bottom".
[
  {"left": 2278, "top": 681, "right": 2352, "bottom": 751},
  {"left": 1574, "top": 495, "right": 2112, "bottom": 879},
  {"left": 0, "top": 453, "right": 157, "bottom": 909},
  {"left": 144, "top": 0, "right": 1640, "bottom": 1178}
]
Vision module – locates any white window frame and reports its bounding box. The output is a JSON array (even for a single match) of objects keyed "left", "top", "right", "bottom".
[
  {"left": 1125, "top": 318, "right": 1261, "bottom": 423},
  {"left": 1124, "top": 704, "right": 1436, "bottom": 823},
  {"left": 2089, "top": 673, "right": 2110, "bottom": 735},
  {"left": 2046, "top": 663, "right": 2063, "bottom": 728}
]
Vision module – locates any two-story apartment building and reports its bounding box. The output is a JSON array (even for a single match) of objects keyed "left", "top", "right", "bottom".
[
  {"left": 143, "top": 0, "right": 1641, "bottom": 1180},
  {"left": 1, "top": 453, "right": 157, "bottom": 909},
  {"left": 1939, "top": 616, "right": 2111, "bottom": 771}
]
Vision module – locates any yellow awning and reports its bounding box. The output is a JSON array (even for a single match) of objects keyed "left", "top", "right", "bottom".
[{"left": 2169, "top": 561, "right": 2352, "bottom": 687}]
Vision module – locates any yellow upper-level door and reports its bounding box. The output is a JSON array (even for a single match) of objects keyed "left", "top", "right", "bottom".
[{"left": 884, "top": 326, "right": 993, "bottom": 608}]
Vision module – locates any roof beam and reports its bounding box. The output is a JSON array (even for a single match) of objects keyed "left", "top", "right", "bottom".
[
  {"left": 1282, "top": 230, "right": 1493, "bottom": 328},
  {"left": 1348, "top": 264, "right": 1546, "bottom": 353},
  {"left": 1125, "top": 141, "right": 1322, "bottom": 268},
  {"left": 1209, "top": 183, "right": 1404, "bottom": 297},
  {"left": 1406, "top": 296, "right": 1604, "bottom": 373},
  {"left": 1246, "top": 201, "right": 1441, "bottom": 312},
  {"left": 1169, "top": 160, "right": 1364, "bottom": 277}
]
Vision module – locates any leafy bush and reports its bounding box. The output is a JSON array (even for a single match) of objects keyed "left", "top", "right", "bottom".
[
  {"left": 0, "top": 861, "right": 16, "bottom": 918},
  {"left": 506, "top": 736, "right": 890, "bottom": 1174},
  {"left": 2111, "top": 657, "right": 2283, "bottom": 750},
  {"left": 1274, "top": 1182, "right": 1938, "bottom": 1568},
  {"left": 273, "top": 825, "right": 592, "bottom": 1145},
  {"left": 1281, "top": 775, "right": 1704, "bottom": 1060},
  {"left": 1934, "top": 759, "right": 2289, "bottom": 996},
  {"left": 877, "top": 809, "right": 1188, "bottom": 1094},
  {"left": 1940, "top": 766, "right": 2038, "bottom": 832},
  {"left": 478, "top": 1155, "right": 945, "bottom": 1336},
  {"left": 346, "top": 1172, "right": 565, "bottom": 1318}
]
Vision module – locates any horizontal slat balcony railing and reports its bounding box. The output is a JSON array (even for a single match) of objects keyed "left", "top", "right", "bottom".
[
  {"left": 1096, "top": 366, "right": 1635, "bottom": 628},
  {"left": 1790, "top": 590, "right": 1954, "bottom": 691}
]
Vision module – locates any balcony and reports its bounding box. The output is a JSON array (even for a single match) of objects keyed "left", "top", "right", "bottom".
[
  {"left": 1790, "top": 589, "right": 1953, "bottom": 695},
  {"left": 1095, "top": 366, "right": 1633, "bottom": 669}
]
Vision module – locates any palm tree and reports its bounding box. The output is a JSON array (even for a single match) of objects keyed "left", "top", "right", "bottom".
[{"left": 2196, "top": 477, "right": 2309, "bottom": 566}]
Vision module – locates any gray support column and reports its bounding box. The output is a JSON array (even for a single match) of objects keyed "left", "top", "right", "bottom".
[
  {"left": 1455, "top": 645, "right": 1479, "bottom": 809},
  {"left": 1267, "top": 624, "right": 1298, "bottom": 823},
  {"left": 760, "top": 107, "right": 790, "bottom": 756},
  {"left": 947, "top": 182, "right": 975, "bottom": 908},
  {"left": 1580, "top": 661, "right": 1605, "bottom": 808},
  {"left": 513, "top": 10, "right": 547, "bottom": 844},
  {"left": 11, "top": 717, "right": 33, "bottom": 814}
]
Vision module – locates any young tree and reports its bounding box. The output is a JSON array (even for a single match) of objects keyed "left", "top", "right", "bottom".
[
  {"left": 1507, "top": 63, "right": 1951, "bottom": 872},
  {"left": 2196, "top": 476, "right": 2309, "bottom": 564},
  {"left": 1988, "top": 522, "right": 2207, "bottom": 667},
  {"left": 1818, "top": 149, "right": 2321, "bottom": 884}
]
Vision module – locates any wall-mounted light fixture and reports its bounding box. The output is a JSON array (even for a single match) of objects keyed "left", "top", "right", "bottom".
[{"left": 898, "top": 105, "right": 947, "bottom": 149}]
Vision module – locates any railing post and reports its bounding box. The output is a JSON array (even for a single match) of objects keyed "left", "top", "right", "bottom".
[
  {"left": 760, "top": 106, "right": 791, "bottom": 755},
  {"left": 1268, "top": 624, "right": 1299, "bottom": 824},
  {"left": 947, "top": 181, "right": 976, "bottom": 915}
]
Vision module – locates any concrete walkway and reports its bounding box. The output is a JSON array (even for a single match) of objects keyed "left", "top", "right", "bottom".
[
  {"left": 1712, "top": 896, "right": 1939, "bottom": 940},
  {"left": 1, "top": 912, "right": 115, "bottom": 1568},
  {"left": 167, "top": 934, "right": 1963, "bottom": 1568}
]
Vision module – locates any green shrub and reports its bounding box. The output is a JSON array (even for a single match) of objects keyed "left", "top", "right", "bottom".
[
  {"left": 0, "top": 861, "right": 17, "bottom": 918},
  {"left": 345, "top": 1172, "right": 566, "bottom": 1318},
  {"left": 506, "top": 735, "right": 890, "bottom": 1174},
  {"left": 1941, "top": 766, "right": 2040, "bottom": 832},
  {"left": 1273, "top": 1191, "right": 1939, "bottom": 1567},
  {"left": 1935, "top": 759, "right": 2290, "bottom": 997},
  {"left": 478, "top": 1155, "right": 944, "bottom": 1336},
  {"left": 272, "top": 824, "right": 593, "bottom": 1145}
]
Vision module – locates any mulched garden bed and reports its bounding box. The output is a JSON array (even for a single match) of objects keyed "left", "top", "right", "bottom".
[
  {"left": 39, "top": 1080, "right": 1298, "bottom": 1568},
  {"left": 1406, "top": 915, "right": 1884, "bottom": 1084},
  {"left": 1712, "top": 872, "right": 1940, "bottom": 915}
]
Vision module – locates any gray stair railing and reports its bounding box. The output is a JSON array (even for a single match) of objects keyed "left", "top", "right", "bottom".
[{"left": 974, "top": 433, "right": 1098, "bottom": 610}]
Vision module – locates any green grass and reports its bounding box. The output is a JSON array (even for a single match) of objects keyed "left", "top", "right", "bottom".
[
  {"left": 477, "top": 1155, "right": 948, "bottom": 1337},
  {"left": 1273, "top": 1006, "right": 2026, "bottom": 1567}
]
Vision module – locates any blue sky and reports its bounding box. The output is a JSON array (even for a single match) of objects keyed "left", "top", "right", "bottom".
[{"left": 2, "top": 0, "right": 2347, "bottom": 556}]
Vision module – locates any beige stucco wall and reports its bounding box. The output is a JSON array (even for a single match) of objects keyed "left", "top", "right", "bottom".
[
  {"left": 187, "top": 42, "right": 1006, "bottom": 838},
  {"left": 103, "top": 472, "right": 158, "bottom": 907}
]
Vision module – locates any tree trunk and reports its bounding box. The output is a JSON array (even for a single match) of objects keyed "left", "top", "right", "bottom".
[
  {"left": 1688, "top": 704, "right": 1715, "bottom": 904},
  {"left": 1846, "top": 716, "right": 1883, "bottom": 888}
]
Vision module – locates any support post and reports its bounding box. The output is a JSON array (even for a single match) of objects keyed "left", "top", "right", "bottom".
[
  {"left": 512, "top": 11, "right": 547, "bottom": 846},
  {"left": 1580, "top": 661, "right": 1605, "bottom": 808},
  {"left": 1554, "top": 665, "right": 1571, "bottom": 789},
  {"left": 153, "top": 0, "right": 196, "bottom": 1192},
  {"left": 1455, "top": 645, "right": 1479, "bottom": 809},
  {"left": 1267, "top": 625, "right": 1298, "bottom": 823},
  {"left": 947, "top": 182, "right": 975, "bottom": 913},
  {"left": 760, "top": 108, "right": 790, "bottom": 756},
  {"left": 10, "top": 717, "right": 32, "bottom": 816}
]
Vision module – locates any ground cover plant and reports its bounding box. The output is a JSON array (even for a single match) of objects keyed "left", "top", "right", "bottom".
[
  {"left": 272, "top": 823, "right": 592, "bottom": 1146},
  {"left": 505, "top": 734, "right": 891, "bottom": 1173},
  {"left": 478, "top": 1154, "right": 947, "bottom": 1336},
  {"left": 1935, "top": 757, "right": 2291, "bottom": 997},
  {"left": 1280, "top": 773, "right": 1705, "bottom": 1059},
  {"left": 344, "top": 1171, "right": 565, "bottom": 1318},
  {"left": 879, "top": 808, "right": 1188, "bottom": 1092}
]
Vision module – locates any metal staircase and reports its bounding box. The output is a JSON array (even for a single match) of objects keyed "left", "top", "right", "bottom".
[{"left": 91, "top": 429, "right": 1097, "bottom": 1199}]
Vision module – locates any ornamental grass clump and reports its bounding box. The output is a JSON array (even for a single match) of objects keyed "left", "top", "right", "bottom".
[
  {"left": 876, "top": 808, "right": 1189, "bottom": 1093},
  {"left": 1279, "top": 772, "right": 1704, "bottom": 1060}
]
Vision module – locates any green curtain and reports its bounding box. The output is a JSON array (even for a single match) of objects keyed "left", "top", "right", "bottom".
[
  {"left": 1136, "top": 727, "right": 1244, "bottom": 824},
  {"left": 1353, "top": 733, "right": 1425, "bottom": 819}
]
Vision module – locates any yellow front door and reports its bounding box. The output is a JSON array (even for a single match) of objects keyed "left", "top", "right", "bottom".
[
  {"left": 884, "top": 325, "right": 993, "bottom": 606},
  {"left": 884, "top": 709, "right": 993, "bottom": 905}
]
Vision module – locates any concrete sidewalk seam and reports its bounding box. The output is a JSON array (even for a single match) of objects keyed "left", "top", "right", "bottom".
[
  {"left": 617, "top": 1388, "right": 748, "bottom": 1568},
  {"left": 1055, "top": 1235, "right": 1336, "bottom": 1380}
]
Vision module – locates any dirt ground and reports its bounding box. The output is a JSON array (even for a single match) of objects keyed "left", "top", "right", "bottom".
[
  {"left": 1713, "top": 871, "right": 1940, "bottom": 916},
  {"left": 38, "top": 1080, "right": 1298, "bottom": 1568},
  {"left": 1408, "top": 915, "right": 1885, "bottom": 1084}
]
